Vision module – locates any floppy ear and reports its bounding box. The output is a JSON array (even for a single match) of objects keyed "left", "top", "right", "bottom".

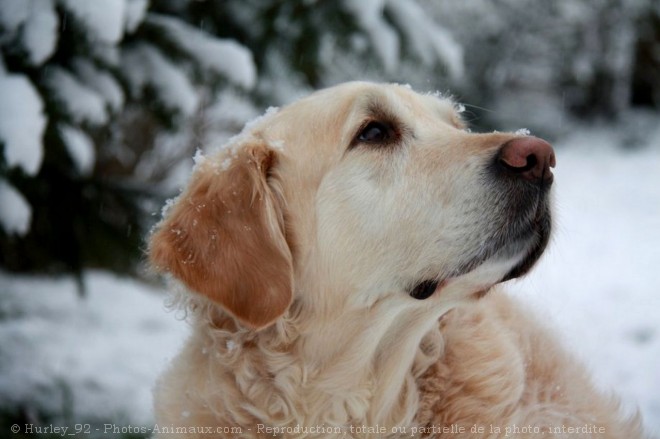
[{"left": 149, "top": 143, "right": 293, "bottom": 330}]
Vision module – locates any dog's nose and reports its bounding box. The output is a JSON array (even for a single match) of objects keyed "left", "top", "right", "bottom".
[{"left": 497, "top": 136, "right": 556, "bottom": 183}]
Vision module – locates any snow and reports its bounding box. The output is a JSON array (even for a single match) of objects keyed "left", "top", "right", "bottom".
[
  {"left": 192, "top": 149, "right": 207, "bottom": 168},
  {"left": 0, "top": 131, "right": 658, "bottom": 433},
  {"left": 44, "top": 67, "right": 109, "bottom": 126},
  {"left": 0, "top": 0, "right": 30, "bottom": 33},
  {"left": 452, "top": 101, "right": 466, "bottom": 114},
  {"left": 343, "top": 0, "right": 400, "bottom": 72},
  {"left": 146, "top": 14, "right": 257, "bottom": 89},
  {"left": 19, "top": 0, "right": 58, "bottom": 65},
  {"left": 124, "top": 0, "right": 148, "bottom": 33},
  {"left": 0, "top": 271, "right": 188, "bottom": 426},
  {"left": 60, "top": 0, "right": 126, "bottom": 44},
  {"left": 0, "top": 179, "right": 31, "bottom": 236},
  {"left": 205, "top": 89, "right": 260, "bottom": 136},
  {"left": 0, "top": 73, "right": 46, "bottom": 176},
  {"left": 386, "top": 0, "right": 464, "bottom": 80},
  {"left": 270, "top": 139, "right": 285, "bottom": 151},
  {"left": 91, "top": 44, "right": 121, "bottom": 67},
  {"left": 73, "top": 59, "right": 125, "bottom": 112},
  {"left": 122, "top": 44, "right": 199, "bottom": 117},
  {"left": 59, "top": 125, "right": 96, "bottom": 175},
  {"left": 341, "top": 0, "right": 463, "bottom": 78},
  {"left": 212, "top": 105, "right": 280, "bottom": 163}
]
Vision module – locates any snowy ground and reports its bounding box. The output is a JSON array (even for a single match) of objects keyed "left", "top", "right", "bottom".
[
  {"left": 0, "top": 128, "right": 659, "bottom": 436},
  {"left": 0, "top": 272, "right": 188, "bottom": 429}
]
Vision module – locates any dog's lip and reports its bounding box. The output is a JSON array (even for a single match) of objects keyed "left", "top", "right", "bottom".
[
  {"left": 499, "top": 231, "right": 548, "bottom": 282},
  {"left": 440, "top": 202, "right": 551, "bottom": 290},
  {"left": 501, "top": 196, "right": 552, "bottom": 281},
  {"left": 413, "top": 184, "right": 551, "bottom": 301},
  {"left": 409, "top": 279, "right": 448, "bottom": 300}
]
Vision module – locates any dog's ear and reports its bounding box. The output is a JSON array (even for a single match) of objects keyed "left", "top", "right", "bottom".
[{"left": 149, "top": 143, "right": 293, "bottom": 330}]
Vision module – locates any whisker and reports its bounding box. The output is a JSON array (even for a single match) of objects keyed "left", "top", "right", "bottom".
[{"left": 463, "top": 103, "right": 496, "bottom": 113}]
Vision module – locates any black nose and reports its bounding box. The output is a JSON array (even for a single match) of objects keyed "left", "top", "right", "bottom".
[{"left": 497, "top": 136, "right": 556, "bottom": 183}]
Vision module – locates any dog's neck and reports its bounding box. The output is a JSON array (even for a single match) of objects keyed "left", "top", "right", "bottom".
[
  {"left": 294, "top": 287, "right": 459, "bottom": 429},
  {"left": 195, "top": 282, "right": 463, "bottom": 433}
]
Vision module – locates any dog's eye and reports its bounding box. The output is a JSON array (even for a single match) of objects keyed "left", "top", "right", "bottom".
[{"left": 358, "top": 121, "right": 390, "bottom": 143}]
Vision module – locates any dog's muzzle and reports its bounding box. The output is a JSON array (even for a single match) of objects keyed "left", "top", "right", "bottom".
[{"left": 490, "top": 136, "right": 555, "bottom": 281}]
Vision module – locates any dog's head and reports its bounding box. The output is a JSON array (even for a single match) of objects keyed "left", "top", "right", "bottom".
[{"left": 149, "top": 82, "right": 554, "bottom": 330}]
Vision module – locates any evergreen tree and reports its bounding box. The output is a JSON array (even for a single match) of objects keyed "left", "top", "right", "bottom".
[
  {"left": 427, "top": 0, "right": 659, "bottom": 134},
  {"left": 151, "top": 0, "right": 463, "bottom": 102},
  {"left": 0, "top": 0, "right": 256, "bottom": 279}
]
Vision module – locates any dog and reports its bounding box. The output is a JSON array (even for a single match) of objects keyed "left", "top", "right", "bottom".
[{"left": 149, "top": 82, "right": 646, "bottom": 438}]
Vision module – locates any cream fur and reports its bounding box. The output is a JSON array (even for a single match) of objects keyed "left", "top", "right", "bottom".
[{"left": 149, "top": 82, "right": 647, "bottom": 438}]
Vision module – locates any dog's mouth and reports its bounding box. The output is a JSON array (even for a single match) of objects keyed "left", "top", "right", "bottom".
[
  {"left": 498, "top": 199, "right": 551, "bottom": 282},
  {"left": 462, "top": 153, "right": 554, "bottom": 280},
  {"left": 409, "top": 178, "right": 552, "bottom": 301}
]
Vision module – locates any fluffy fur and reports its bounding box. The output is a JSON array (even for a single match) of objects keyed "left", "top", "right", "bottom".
[{"left": 149, "top": 82, "right": 647, "bottom": 438}]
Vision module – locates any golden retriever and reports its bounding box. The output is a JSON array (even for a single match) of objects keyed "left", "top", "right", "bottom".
[{"left": 149, "top": 82, "right": 646, "bottom": 438}]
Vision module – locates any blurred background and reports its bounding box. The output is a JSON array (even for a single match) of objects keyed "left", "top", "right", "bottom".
[{"left": 0, "top": 0, "right": 659, "bottom": 437}]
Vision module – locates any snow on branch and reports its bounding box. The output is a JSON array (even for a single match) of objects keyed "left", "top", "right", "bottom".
[
  {"left": 0, "top": 73, "right": 46, "bottom": 176},
  {"left": 0, "top": 0, "right": 59, "bottom": 66},
  {"left": 44, "top": 67, "right": 108, "bottom": 126},
  {"left": 21, "top": 0, "right": 59, "bottom": 65},
  {"left": 341, "top": 0, "right": 464, "bottom": 79},
  {"left": 0, "top": 179, "right": 32, "bottom": 236},
  {"left": 59, "top": 124, "right": 96, "bottom": 176},
  {"left": 385, "top": 1, "right": 464, "bottom": 80},
  {"left": 343, "top": 0, "right": 400, "bottom": 72},
  {"left": 146, "top": 14, "right": 257, "bottom": 89},
  {"left": 122, "top": 44, "right": 199, "bottom": 117},
  {"left": 72, "top": 59, "right": 125, "bottom": 112},
  {"left": 124, "top": 0, "right": 148, "bottom": 33},
  {"left": 60, "top": 0, "right": 127, "bottom": 44}
]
